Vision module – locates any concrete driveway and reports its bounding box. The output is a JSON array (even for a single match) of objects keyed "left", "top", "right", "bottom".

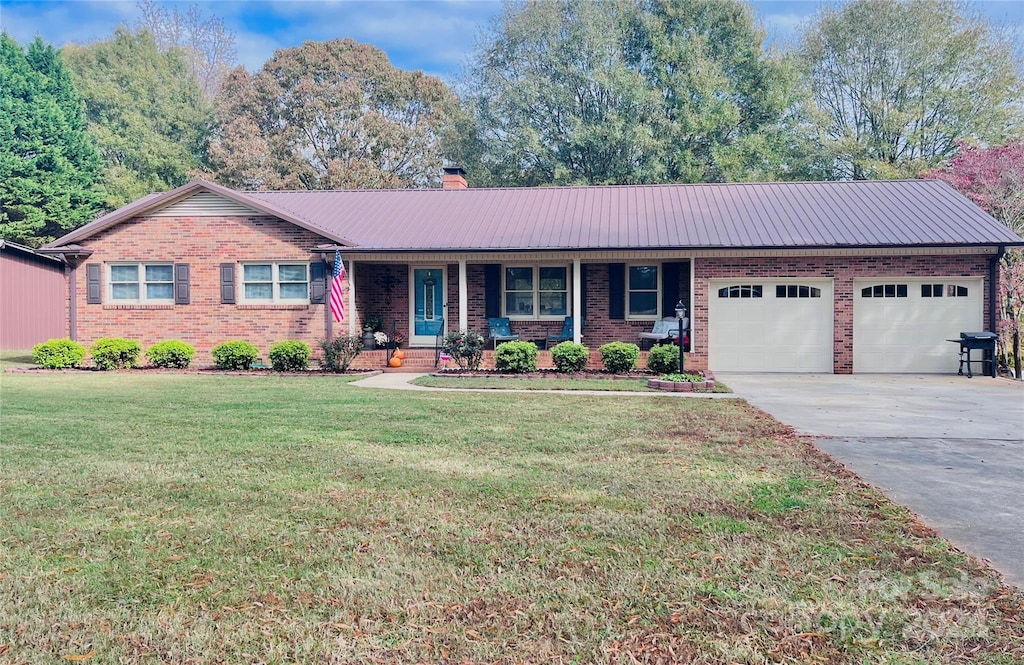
[{"left": 720, "top": 373, "right": 1024, "bottom": 587}]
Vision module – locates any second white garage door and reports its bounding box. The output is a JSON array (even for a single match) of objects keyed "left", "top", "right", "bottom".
[
  {"left": 708, "top": 280, "right": 834, "bottom": 372},
  {"left": 853, "top": 278, "right": 983, "bottom": 373}
]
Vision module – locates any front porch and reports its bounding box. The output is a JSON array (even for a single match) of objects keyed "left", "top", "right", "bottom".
[{"left": 331, "top": 256, "right": 694, "bottom": 363}]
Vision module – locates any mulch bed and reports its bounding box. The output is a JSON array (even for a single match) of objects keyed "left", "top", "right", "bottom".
[{"left": 5, "top": 366, "right": 381, "bottom": 377}]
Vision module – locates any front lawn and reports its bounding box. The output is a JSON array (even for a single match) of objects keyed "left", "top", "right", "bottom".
[{"left": 1, "top": 373, "right": 1021, "bottom": 663}]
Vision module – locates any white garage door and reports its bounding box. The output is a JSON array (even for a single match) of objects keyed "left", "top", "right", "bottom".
[
  {"left": 854, "top": 278, "right": 983, "bottom": 373},
  {"left": 709, "top": 280, "right": 834, "bottom": 372}
]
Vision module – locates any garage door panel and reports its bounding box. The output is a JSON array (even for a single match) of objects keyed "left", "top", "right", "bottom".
[
  {"left": 709, "top": 280, "right": 833, "bottom": 373},
  {"left": 853, "top": 279, "right": 982, "bottom": 373}
]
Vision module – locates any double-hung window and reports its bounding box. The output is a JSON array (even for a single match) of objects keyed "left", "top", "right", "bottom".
[
  {"left": 627, "top": 265, "right": 659, "bottom": 318},
  {"left": 109, "top": 263, "right": 173, "bottom": 303},
  {"left": 504, "top": 266, "right": 568, "bottom": 319},
  {"left": 242, "top": 263, "right": 309, "bottom": 303}
]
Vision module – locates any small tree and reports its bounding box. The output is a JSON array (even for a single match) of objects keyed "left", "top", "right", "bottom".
[
  {"left": 442, "top": 330, "right": 485, "bottom": 370},
  {"left": 925, "top": 141, "right": 1024, "bottom": 378},
  {"left": 319, "top": 334, "right": 362, "bottom": 372}
]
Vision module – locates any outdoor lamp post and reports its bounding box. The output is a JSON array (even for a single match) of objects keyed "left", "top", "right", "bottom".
[{"left": 675, "top": 300, "right": 687, "bottom": 373}]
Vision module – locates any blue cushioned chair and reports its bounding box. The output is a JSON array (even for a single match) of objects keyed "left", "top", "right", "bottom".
[
  {"left": 487, "top": 317, "right": 520, "bottom": 349},
  {"left": 545, "top": 316, "right": 577, "bottom": 349}
]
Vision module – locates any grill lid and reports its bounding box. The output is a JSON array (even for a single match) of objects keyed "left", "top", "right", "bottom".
[{"left": 961, "top": 331, "right": 997, "bottom": 340}]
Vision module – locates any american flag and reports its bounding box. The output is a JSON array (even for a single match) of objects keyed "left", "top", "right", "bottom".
[{"left": 329, "top": 250, "right": 345, "bottom": 322}]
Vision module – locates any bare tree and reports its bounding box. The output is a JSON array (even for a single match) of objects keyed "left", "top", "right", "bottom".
[{"left": 137, "top": 0, "right": 237, "bottom": 99}]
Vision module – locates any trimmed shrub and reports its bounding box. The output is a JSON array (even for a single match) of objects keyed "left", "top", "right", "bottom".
[
  {"left": 443, "top": 330, "right": 486, "bottom": 370},
  {"left": 494, "top": 340, "right": 538, "bottom": 373},
  {"left": 319, "top": 334, "right": 362, "bottom": 372},
  {"left": 32, "top": 338, "right": 86, "bottom": 369},
  {"left": 550, "top": 341, "right": 589, "bottom": 373},
  {"left": 646, "top": 344, "right": 680, "bottom": 374},
  {"left": 599, "top": 341, "right": 639, "bottom": 373},
  {"left": 269, "top": 340, "right": 311, "bottom": 372},
  {"left": 90, "top": 337, "right": 142, "bottom": 370},
  {"left": 211, "top": 340, "right": 260, "bottom": 370},
  {"left": 146, "top": 340, "right": 195, "bottom": 369}
]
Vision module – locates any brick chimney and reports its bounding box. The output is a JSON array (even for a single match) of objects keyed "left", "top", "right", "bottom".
[{"left": 442, "top": 166, "right": 467, "bottom": 190}]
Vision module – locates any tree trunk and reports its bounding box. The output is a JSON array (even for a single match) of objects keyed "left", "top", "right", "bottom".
[{"left": 1014, "top": 329, "right": 1021, "bottom": 380}]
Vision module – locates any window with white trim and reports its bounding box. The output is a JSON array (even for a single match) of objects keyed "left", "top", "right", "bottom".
[
  {"left": 504, "top": 266, "right": 568, "bottom": 319},
  {"left": 241, "top": 263, "right": 309, "bottom": 303},
  {"left": 109, "top": 263, "right": 173, "bottom": 303},
  {"left": 628, "top": 265, "right": 659, "bottom": 318}
]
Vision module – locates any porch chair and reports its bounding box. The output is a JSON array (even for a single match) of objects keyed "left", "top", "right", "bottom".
[
  {"left": 545, "top": 316, "right": 578, "bottom": 349},
  {"left": 638, "top": 317, "right": 680, "bottom": 350},
  {"left": 487, "top": 317, "right": 520, "bottom": 349}
]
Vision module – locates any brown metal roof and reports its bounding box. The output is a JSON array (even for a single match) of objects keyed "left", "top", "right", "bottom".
[
  {"left": 248, "top": 179, "right": 1023, "bottom": 251},
  {"left": 49, "top": 178, "right": 1023, "bottom": 252}
]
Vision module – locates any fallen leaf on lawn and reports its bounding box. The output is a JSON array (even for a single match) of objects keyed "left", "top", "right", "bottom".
[{"left": 63, "top": 651, "right": 95, "bottom": 661}]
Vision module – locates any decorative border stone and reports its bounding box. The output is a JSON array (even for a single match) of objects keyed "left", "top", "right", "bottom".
[{"left": 647, "top": 371, "right": 716, "bottom": 392}]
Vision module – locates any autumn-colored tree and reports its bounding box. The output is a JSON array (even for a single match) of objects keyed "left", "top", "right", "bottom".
[
  {"left": 207, "top": 39, "right": 464, "bottom": 190},
  {"left": 925, "top": 141, "right": 1024, "bottom": 378},
  {"left": 136, "top": 0, "right": 237, "bottom": 99}
]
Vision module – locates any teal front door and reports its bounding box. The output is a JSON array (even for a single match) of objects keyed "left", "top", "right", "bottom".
[{"left": 410, "top": 267, "right": 445, "bottom": 346}]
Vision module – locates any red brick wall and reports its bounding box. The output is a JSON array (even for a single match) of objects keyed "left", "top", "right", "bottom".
[
  {"left": 74, "top": 215, "right": 334, "bottom": 364},
  {"left": 694, "top": 254, "right": 991, "bottom": 374}
]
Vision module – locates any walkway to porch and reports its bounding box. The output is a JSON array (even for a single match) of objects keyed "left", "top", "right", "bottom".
[{"left": 348, "top": 348, "right": 653, "bottom": 372}]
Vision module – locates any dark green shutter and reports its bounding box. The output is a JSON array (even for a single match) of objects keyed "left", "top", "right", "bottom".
[
  {"left": 661, "top": 262, "right": 681, "bottom": 317},
  {"left": 220, "top": 263, "right": 236, "bottom": 304},
  {"left": 484, "top": 264, "right": 501, "bottom": 318},
  {"left": 608, "top": 263, "right": 625, "bottom": 320},
  {"left": 310, "top": 261, "right": 326, "bottom": 304},
  {"left": 85, "top": 263, "right": 102, "bottom": 304},
  {"left": 174, "top": 263, "right": 190, "bottom": 304}
]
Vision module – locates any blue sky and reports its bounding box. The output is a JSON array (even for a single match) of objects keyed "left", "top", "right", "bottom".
[{"left": 1, "top": 0, "right": 1021, "bottom": 81}]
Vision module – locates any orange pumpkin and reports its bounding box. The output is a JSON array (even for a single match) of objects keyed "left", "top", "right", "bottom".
[
  {"left": 388, "top": 357, "right": 403, "bottom": 368},
  {"left": 394, "top": 349, "right": 406, "bottom": 360}
]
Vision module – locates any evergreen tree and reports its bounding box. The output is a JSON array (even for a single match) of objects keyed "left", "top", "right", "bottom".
[{"left": 0, "top": 34, "right": 105, "bottom": 246}]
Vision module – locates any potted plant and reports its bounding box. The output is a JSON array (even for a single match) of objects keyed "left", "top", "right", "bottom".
[{"left": 362, "top": 314, "right": 383, "bottom": 348}]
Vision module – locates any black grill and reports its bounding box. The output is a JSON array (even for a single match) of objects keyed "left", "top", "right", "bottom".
[{"left": 949, "top": 331, "right": 997, "bottom": 378}]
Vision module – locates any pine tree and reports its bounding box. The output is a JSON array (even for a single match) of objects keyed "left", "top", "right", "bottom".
[{"left": 0, "top": 34, "right": 105, "bottom": 246}]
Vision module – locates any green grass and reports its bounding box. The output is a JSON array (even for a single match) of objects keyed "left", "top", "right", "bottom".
[
  {"left": 0, "top": 349, "right": 35, "bottom": 371},
  {"left": 1, "top": 372, "right": 1021, "bottom": 663}
]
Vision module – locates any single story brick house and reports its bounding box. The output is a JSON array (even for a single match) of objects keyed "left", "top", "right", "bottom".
[{"left": 42, "top": 169, "right": 1023, "bottom": 373}]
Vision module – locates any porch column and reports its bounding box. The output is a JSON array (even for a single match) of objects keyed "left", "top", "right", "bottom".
[
  {"left": 458, "top": 259, "right": 468, "bottom": 332},
  {"left": 348, "top": 258, "right": 356, "bottom": 336},
  {"left": 573, "top": 259, "right": 582, "bottom": 344}
]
